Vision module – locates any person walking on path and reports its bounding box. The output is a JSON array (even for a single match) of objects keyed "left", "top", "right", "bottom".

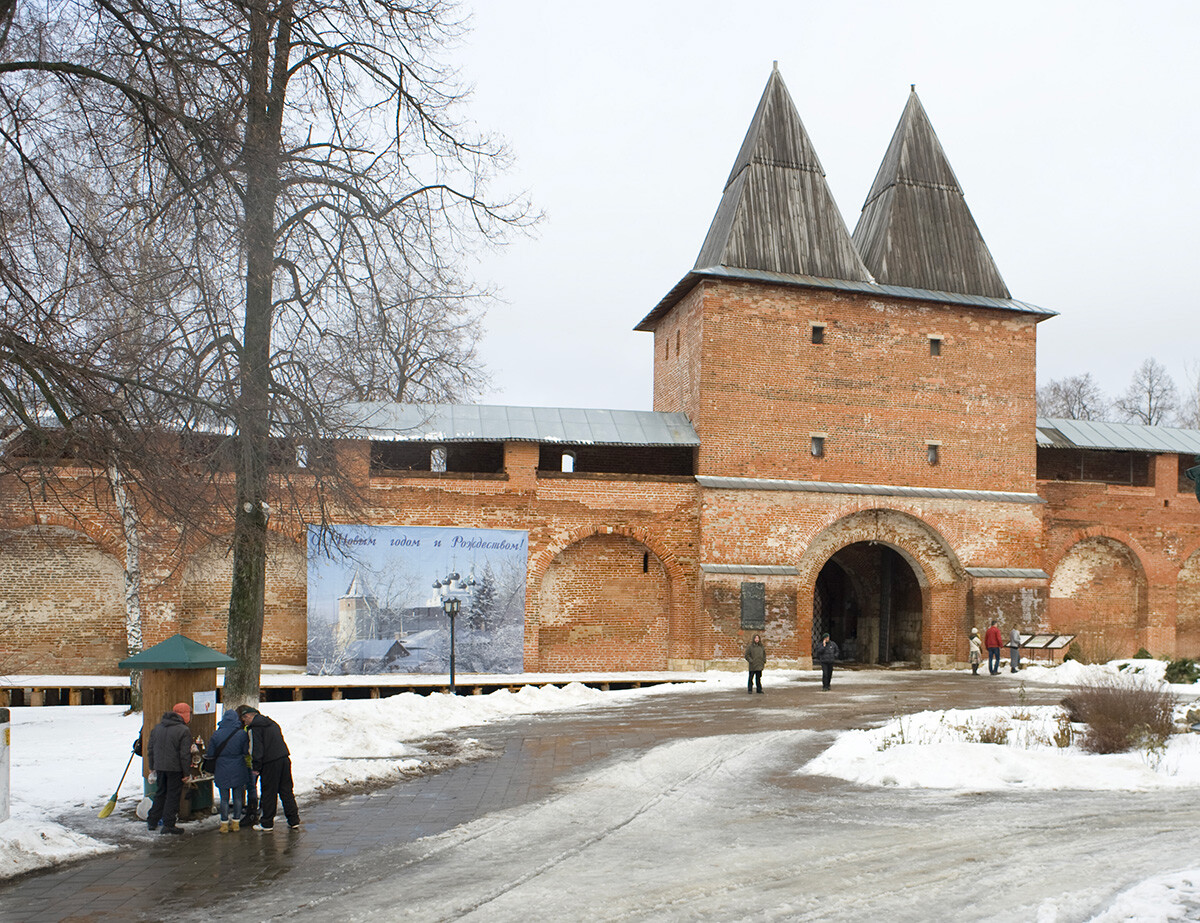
[
  {"left": 984, "top": 621, "right": 1003, "bottom": 675},
  {"left": 238, "top": 705, "right": 300, "bottom": 831},
  {"left": 814, "top": 632, "right": 840, "bottom": 690},
  {"left": 968, "top": 627, "right": 982, "bottom": 675},
  {"left": 744, "top": 635, "right": 766, "bottom": 694},
  {"left": 207, "top": 709, "right": 251, "bottom": 833},
  {"left": 1009, "top": 626, "right": 1023, "bottom": 673},
  {"left": 146, "top": 702, "right": 193, "bottom": 835}
]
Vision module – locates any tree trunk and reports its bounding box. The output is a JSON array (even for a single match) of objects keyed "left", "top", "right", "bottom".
[
  {"left": 108, "top": 463, "right": 144, "bottom": 711},
  {"left": 223, "top": 0, "right": 292, "bottom": 707}
]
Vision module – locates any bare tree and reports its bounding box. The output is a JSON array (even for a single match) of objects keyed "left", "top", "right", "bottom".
[
  {"left": 1, "top": 0, "right": 530, "bottom": 704},
  {"left": 307, "top": 274, "right": 490, "bottom": 404},
  {"left": 1116, "top": 358, "right": 1179, "bottom": 426},
  {"left": 1037, "top": 373, "right": 1111, "bottom": 420},
  {"left": 1177, "top": 360, "right": 1200, "bottom": 430}
]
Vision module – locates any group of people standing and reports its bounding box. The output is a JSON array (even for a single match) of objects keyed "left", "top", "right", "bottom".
[
  {"left": 745, "top": 619, "right": 1024, "bottom": 691},
  {"left": 145, "top": 702, "right": 300, "bottom": 835},
  {"left": 743, "top": 631, "right": 841, "bottom": 693},
  {"left": 969, "top": 620, "right": 1023, "bottom": 675}
]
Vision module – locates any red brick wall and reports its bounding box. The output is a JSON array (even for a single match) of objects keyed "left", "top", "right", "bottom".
[
  {"left": 0, "top": 525, "right": 125, "bottom": 674},
  {"left": 178, "top": 534, "right": 307, "bottom": 665},
  {"left": 0, "top": 453, "right": 702, "bottom": 674},
  {"left": 537, "top": 533, "right": 670, "bottom": 670},
  {"left": 653, "top": 283, "right": 705, "bottom": 419},
  {"left": 1039, "top": 453, "right": 1200, "bottom": 658},
  {"left": 656, "top": 280, "right": 1039, "bottom": 493}
]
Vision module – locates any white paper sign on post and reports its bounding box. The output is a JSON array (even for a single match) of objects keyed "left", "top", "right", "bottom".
[{"left": 192, "top": 690, "right": 218, "bottom": 715}]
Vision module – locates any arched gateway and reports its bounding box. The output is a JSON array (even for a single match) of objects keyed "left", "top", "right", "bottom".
[{"left": 800, "top": 509, "right": 966, "bottom": 667}]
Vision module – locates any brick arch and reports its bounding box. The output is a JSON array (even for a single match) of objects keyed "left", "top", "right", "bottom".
[
  {"left": 0, "top": 523, "right": 125, "bottom": 673},
  {"left": 1046, "top": 525, "right": 1152, "bottom": 580},
  {"left": 797, "top": 508, "right": 966, "bottom": 667},
  {"left": 797, "top": 508, "right": 965, "bottom": 589},
  {"left": 1048, "top": 532, "right": 1148, "bottom": 657},
  {"left": 0, "top": 511, "right": 124, "bottom": 560},
  {"left": 530, "top": 524, "right": 686, "bottom": 591},
  {"left": 531, "top": 528, "right": 676, "bottom": 671},
  {"left": 180, "top": 529, "right": 307, "bottom": 665}
]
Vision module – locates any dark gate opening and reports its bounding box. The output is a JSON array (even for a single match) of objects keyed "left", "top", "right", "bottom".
[{"left": 814, "top": 543, "right": 922, "bottom": 664}]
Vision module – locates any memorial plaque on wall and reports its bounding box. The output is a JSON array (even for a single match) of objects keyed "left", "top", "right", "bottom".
[{"left": 740, "top": 581, "right": 766, "bottom": 631}]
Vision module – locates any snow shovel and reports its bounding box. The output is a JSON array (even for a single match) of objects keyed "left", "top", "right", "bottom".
[{"left": 99, "top": 737, "right": 141, "bottom": 819}]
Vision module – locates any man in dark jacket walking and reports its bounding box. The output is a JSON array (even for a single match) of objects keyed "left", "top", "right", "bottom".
[
  {"left": 237, "top": 705, "right": 300, "bottom": 831},
  {"left": 146, "top": 702, "right": 194, "bottom": 835},
  {"left": 744, "top": 635, "right": 766, "bottom": 694},
  {"left": 814, "top": 633, "right": 840, "bottom": 691}
]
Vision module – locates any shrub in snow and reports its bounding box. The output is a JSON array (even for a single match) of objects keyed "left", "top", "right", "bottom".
[
  {"left": 1133, "top": 648, "right": 1154, "bottom": 660},
  {"left": 1072, "top": 677, "right": 1178, "bottom": 754},
  {"left": 1165, "top": 658, "right": 1200, "bottom": 686}
]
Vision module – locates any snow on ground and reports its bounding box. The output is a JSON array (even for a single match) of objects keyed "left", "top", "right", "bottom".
[
  {"left": 0, "top": 674, "right": 721, "bottom": 878},
  {"left": 800, "top": 704, "right": 1200, "bottom": 790},
  {"left": 3, "top": 659, "right": 1200, "bottom": 917}
]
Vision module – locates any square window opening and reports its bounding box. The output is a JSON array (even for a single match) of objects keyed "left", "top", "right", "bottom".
[{"left": 811, "top": 324, "right": 826, "bottom": 345}]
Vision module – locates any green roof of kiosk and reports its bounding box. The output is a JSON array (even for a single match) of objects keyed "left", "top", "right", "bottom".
[{"left": 118, "top": 633, "right": 236, "bottom": 669}]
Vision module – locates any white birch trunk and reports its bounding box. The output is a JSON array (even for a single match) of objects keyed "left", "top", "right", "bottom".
[{"left": 108, "top": 464, "right": 144, "bottom": 710}]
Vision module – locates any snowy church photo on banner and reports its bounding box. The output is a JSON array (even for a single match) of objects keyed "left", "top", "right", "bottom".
[{"left": 306, "top": 525, "right": 529, "bottom": 676}]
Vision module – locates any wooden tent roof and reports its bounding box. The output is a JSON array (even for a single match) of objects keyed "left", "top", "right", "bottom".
[
  {"left": 692, "top": 65, "right": 872, "bottom": 282},
  {"left": 852, "top": 88, "right": 1010, "bottom": 299}
]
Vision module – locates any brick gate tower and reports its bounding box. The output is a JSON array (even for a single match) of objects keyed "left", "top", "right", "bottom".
[{"left": 637, "top": 65, "right": 1054, "bottom": 667}]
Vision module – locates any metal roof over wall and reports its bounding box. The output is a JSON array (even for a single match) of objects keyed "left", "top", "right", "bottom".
[
  {"left": 965, "top": 567, "right": 1050, "bottom": 580},
  {"left": 1037, "top": 418, "right": 1200, "bottom": 455},
  {"left": 348, "top": 402, "right": 701, "bottom": 447},
  {"left": 700, "top": 564, "right": 801, "bottom": 576}
]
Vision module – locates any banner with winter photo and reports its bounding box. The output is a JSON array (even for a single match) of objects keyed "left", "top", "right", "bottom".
[{"left": 306, "top": 525, "right": 528, "bottom": 675}]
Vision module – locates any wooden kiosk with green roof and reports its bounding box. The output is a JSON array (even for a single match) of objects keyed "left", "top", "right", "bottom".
[{"left": 119, "top": 634, "right": 236, "bottom": 819}]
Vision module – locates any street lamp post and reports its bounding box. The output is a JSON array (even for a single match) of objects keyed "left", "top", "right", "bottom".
[
  {"left": 434, "top": 571, "right": 474, "bottom": 694},
  {"left": 443, "top": 595, "right": 460, "bottom": 692}
]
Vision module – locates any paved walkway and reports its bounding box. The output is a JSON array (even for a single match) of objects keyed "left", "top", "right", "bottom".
[{"left": 0, "top": 671, "right": 1068, "bottom": 922}]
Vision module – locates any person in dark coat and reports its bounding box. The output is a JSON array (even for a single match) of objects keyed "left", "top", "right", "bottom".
[
  {"left": 744, "top": 634, "right": 767, "bottom": 694},
  {"left": 814, "top": 633, "right": 840, "bottom": 691},
  {"left": 238, "top": 705, "right": 300, "bottom": 831},
  {"left": 207, "top": 708, "right": 251, "bottom": 833},
  {"left": 147, "top": 702, "right": 194, "bottom": 835}
]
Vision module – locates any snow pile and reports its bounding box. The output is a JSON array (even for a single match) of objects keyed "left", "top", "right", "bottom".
[
  {"left": 0, "top": 821, "right": 115, "bottom": 880},
  {"left": 284, "top": 682, "right": 635, "bottom": 794},
  {"left": 1018, "top": 657, "right": 1174, "bottom": 688},
  {"left": 1085, "top": 869, "right": 1200, "bottom": 923},
  {"left": 801, "top": 704, "right": 1200, "bottom": 790}
]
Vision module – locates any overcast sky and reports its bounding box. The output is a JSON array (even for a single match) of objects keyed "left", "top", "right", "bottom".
[{"left": 454, "top": 0, "right": 1199, "bottom": 413}]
